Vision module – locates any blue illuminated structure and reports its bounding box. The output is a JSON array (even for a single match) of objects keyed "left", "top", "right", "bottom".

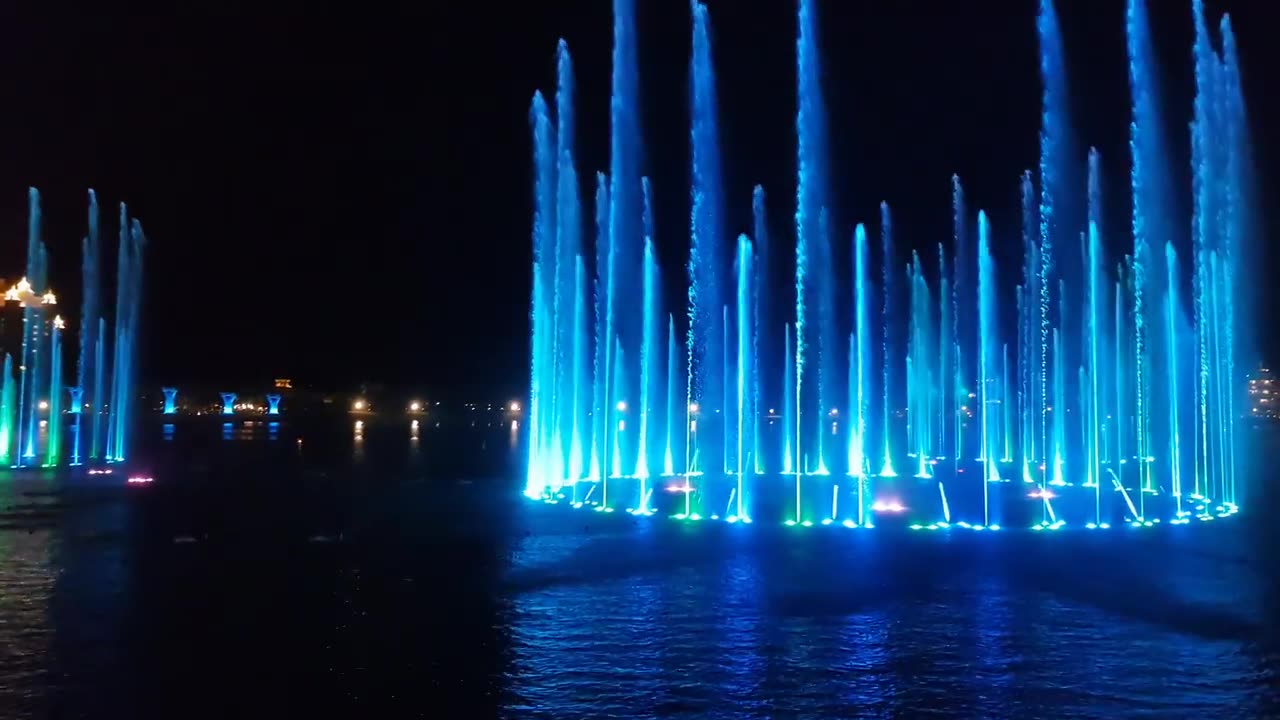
[
  {"left": 266, "top": 394, "right": 282, "bottom": 415},
  {"left": 221, "top": 393, "right": 237, "bottom": 415},
  {"left": 162, "top": 388, "right": 178, "bottom": 415},
  {"left": 524, "top": 0, "right": 1252, "bottom": 530},
  {"left": 68, "top": 387, "right": 84, "bottom": 465}
]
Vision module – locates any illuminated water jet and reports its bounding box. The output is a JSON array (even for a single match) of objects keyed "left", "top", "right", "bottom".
[{"left": 520, "top": 0, "right": 1251, "bottom": 532}]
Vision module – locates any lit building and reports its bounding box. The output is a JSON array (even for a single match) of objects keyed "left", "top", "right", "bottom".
[
  {"left": 1, "top": 277, "right": 59, "bottom": 360},
  {"left": 1248, "top": 367, "right": 1277, "bottom": 420}
]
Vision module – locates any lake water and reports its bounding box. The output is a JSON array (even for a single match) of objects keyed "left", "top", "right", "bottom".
[{"left": 2, "top": 417, "right": 1278, "bottom": 718}]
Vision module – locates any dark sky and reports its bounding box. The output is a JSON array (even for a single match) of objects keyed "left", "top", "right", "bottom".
[{"left": 3, "top": 1, "right": 1276, "bottom": 398}]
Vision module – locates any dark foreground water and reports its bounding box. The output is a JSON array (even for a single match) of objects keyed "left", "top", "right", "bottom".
[{"left": 3, "top": 418, "right": 1280, "bottom": 718}]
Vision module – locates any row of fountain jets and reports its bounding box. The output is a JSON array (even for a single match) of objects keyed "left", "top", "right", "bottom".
[
  {"left": 1, "top": 189, "right": 146, "bottom": 468},
  {"left": 525, "top": 0, "right": 1250, "bottom": 525}
]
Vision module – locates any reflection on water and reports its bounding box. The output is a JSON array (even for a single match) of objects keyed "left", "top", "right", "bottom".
[
  {"left": 0, "top": 512, "right": 53, "bottom": 718},
  {"left": 500, "top": 518, "right": 1280, "bottom": 718},
  {"left": 0, "top": 423, "right": 1277, "bottom": 717}
]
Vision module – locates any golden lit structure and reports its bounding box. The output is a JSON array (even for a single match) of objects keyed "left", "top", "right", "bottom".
[
  {"left": 1248, "top": 368, "right": 1277, "bottom": 419},
  {"left": 1, "top": 277, "right": 57, "bottom": 307}
]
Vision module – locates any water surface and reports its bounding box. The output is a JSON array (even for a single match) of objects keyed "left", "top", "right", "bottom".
[{"left": 1, "top": 419, "right": 1277, "bottom": 718}]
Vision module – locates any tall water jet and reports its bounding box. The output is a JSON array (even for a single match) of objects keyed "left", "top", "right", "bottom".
[
  {"left": 664, "top": 316, "right": 679, "bottom": 476},
  {"left": 879, "top": 203, "right": 897, "bottom": 478},
  {"left": 796, "top": 0, "right": 833, "bottom": 476},
  {"left": 938, "top": 242, "right": 952, "bottom": 463},
  {"left": 569, "top": 257, "right": 589, "bottom": 482},
  {"left": 1190, "top": 0, "right": 1214, "bottom": 504},
  {"left": 723, "top": 304, "right": 731, "bottom": 476},
  {"left": 689, "top": 0, "right": 726, "bottom": 481},
  {"left": 1050, "top": 279, "right": 1067, "bottom": 487},
  {"left": 636, "top": 235, "right": 659, "bottom": 500},
  {"left": 1085, "top": 151, "right": 1105, "bottom": 522},
  {"left": 1219, "top": 13, "right": 1246, "bottom": 505},
  {"left": 1037, "top": 0, "right": 1073, "bottom": 488},
  {"left": 611, "top": 339, "right": 625, "bottom": 487},
  {"left": 590, "top": 172, "right": 612, "bottom": 482},
  {"left": 610, "top": 0, "right": 644, "bottom": 477},
  {"left": 951, "top": 178, "right": 969, "bottom": 467},
  {"left": 525, "top": 91, "right": 557, "bottom": 497},
  {"left": 977, "top": 212, "right": 1000, "bottom": 520},
  {"left": 752, "top": 186, "right": 768, "bottom": 474},
  {"left": 107, "top": 214, "right": 146, "bottom": 463},
  {"left": 1164, "top": 241, "right": 1184, "bottom": 517},
  {"left": 1114, "top": 270, "right": 1127, "bottom": 483},
  {"left": 783, "top": 323, "right": 794, "bottom": 476},
  {"left": 18, "top": 189, "right": 47, "bottom": 464},
  {"left": 1001, "top": 343, "right": 1013, "bottom": 462},
  {"left": 1018, "top": 171, "right": 1039, "bottom": 485},
  {"left": 907, "top": 252, "right": 934, "bottom": 478},
  {"left": 636, "top": 178, "right": 660, "bottom": 485},
  {"left": 45, "top": 317, "right": 64, "bottom": 466},
  {"left": 0, "top": 355, "right": 13, "bottom": 464},
  {"left": 734, "top": 233, "right": 754, "bottom": 518},
  {"left": 849, "top": 222, "right": 870, "bottom": 481},
  {"left": 556, "top": 41, "right": 585, "bottom": 485},
  {"left": 92, "top": 317, "right": 105, "bottom": 462},
  {"left": 77, "top": 190, "right": 101, "bottom": 463},
  {"left": 1190, "top": 1, "right": 1246, "bottom": 508},
  {"left": 1128, "top": 0, "right": 1170, "bottom": 499},
  {"left": 848, "top": 224, "right": 871, "bottom": 489}
]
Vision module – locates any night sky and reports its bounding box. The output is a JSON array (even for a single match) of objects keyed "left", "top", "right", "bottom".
[{"left": 3, "top": 1, "right": 1276, "bottom": 399}]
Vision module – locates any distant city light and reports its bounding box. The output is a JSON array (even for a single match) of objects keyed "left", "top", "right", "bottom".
[
  {"left": 37, "top": 400, "right": 49, "bottom": 410},
  {"left": 126, "top": 476, "right": 154, "bottom": 484},
  {"left": 409, "top": 401, "right": 422, "bottom": 412},
  {"left": 510, "top": 401, "right": 521, "bottom": 412},
  {"left": 616, "top": 400, "right": 627, "bottom": 412},
  {"left": 353, "top": 400, "right": 366, "bottom": 411},
  {"left": 688, "top": 402, "right": 699, "bottom": 413}
]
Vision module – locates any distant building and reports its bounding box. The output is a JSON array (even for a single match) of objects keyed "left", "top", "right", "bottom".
[{"left": 1248, "top": 367, "right": 1277, "bottom": 420}]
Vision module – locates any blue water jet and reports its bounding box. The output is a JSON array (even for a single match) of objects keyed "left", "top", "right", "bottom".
[
  {"left": 752, "top": 186, "right": 768, "bottom": 474},
  {"left": 610, "top": 0, "right": 644, "bottom": 484},
  {"left": 689, "top": 0, "right": 726, "bottom": 489},
  {"left": 879, "top": 203, "right": 897, "bottom": 478}
]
